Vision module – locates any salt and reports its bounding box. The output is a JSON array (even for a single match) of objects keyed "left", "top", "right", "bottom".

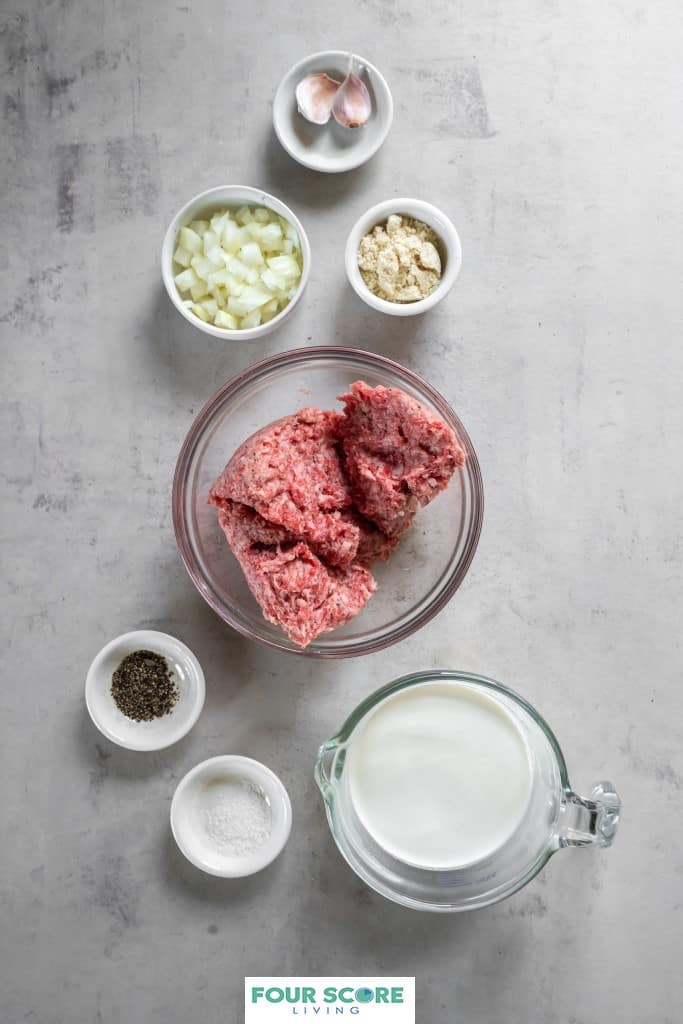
[{"left": 203, "top": 777, "right": 272, "bottom": 856}]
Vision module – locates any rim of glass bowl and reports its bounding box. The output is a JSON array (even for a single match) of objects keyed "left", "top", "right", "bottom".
[{"left": 172, "top": 346, "right": 484, "bottom": 658}]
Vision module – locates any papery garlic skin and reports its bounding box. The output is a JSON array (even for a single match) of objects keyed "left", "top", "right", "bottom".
[
  {"left": 332, "top": 71, "right": 372, "bottom": 128},
  {"left": 295, "top": 73, "right": 341, "bottom": 125}
]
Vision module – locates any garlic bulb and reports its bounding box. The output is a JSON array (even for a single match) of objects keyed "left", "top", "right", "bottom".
[
  {"left": 295, "top": 72, "right": 341, "bottom": 125},
  {"left": 331, "top": 69, "right": 371, "bottom": 128}
]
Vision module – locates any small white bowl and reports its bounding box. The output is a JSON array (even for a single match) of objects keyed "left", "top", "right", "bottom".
[
  {"left": 171, "top": 755, "right": 292, "bottom": 877},
  {"left": 161, "top": 185, "right": 311, "bottom": 341},
  {"left": 345, "top": 198, "right": 463, "bottom": 316},
  {"left": 85, "top": 630, "right": 205, "bottom": 751},
  {"left": 273, "top": 51, "right": 393, "bottom": 174}
]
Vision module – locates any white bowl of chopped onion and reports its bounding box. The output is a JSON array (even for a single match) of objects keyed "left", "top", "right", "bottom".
[{"left": 162, "top": 185, "right": 311, "bottom": 340}]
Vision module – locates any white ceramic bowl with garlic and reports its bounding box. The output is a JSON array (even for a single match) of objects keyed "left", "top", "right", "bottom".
[
  {"left": 273, "top": 51, "right": 393, "bottom": 174},
  {"left": 161, "top": 186, "right": 311, "bottom": 340},
  {"left": 345, "top": 198, "right": 462, "bottom": 317}
]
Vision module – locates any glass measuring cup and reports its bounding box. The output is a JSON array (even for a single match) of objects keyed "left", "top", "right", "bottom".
[{"left": 315, "top": 670, "right": 621, "bottom": 912}]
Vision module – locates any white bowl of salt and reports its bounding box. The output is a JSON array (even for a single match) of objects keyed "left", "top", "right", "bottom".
[{"left": 171, "top": 755, "right": 292, "bottom": 877}]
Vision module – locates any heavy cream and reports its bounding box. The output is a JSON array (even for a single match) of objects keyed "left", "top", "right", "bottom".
[{"left": 347, "top": 681, "right": 533, "bottom": 869}]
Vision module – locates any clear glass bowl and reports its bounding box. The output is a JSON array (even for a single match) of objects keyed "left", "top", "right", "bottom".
[{"left": 172, "top": 347, "right": 483, "bottom": 658}]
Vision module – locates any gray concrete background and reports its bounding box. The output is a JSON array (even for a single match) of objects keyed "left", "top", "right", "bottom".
[{"left": 2, "top": 1, "right": 682, "bottom": 1021}]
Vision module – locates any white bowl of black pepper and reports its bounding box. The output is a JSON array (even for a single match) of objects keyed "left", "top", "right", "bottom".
[
  {"left": 345, "top": 198, "right": 462, "bottom": 316},
  {"left": 85, "top": 630, "right": 205, "bottom": 751}
]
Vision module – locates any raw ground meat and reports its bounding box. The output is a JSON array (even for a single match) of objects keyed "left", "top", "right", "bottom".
[
  {"left": 215, "top": 499, "right": 292, "bottom": 551},
  {"left": 210, "top": 408, "right": 358, "bottom": 568},
  {"left": 209, "top": 381, "right": 465, "bottom": 647},
  {"left": 341, "top": 509, "right": 401, "bottom": 568},
  {"left": 216, "top": 501, "right": 376, "bottom": 648},
  {"left": 338, "top": 381, "right": 466, "bottom": 537}
]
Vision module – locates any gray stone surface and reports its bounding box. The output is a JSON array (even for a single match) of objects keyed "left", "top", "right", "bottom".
[{"left": 2, "top": 1, "right": 682, "bottom": 1021}]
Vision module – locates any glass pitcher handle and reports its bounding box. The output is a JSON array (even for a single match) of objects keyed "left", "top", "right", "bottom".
[
  {"left": 315, "top": 740, "right": 340, "bottom": 795},
  {"left": 559, "top": 781, "right": 621, "bottom": 848}
]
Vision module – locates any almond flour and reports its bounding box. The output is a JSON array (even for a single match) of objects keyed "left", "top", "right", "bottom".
[{"left": 357, "top": 214, "right": 442, "bottom": 303}]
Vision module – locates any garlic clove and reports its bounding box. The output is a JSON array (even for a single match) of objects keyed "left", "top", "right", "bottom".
[
  {"left": 295, "top": 73, "right": 341, "bottom": 125},
  {"left": 331, "top": 70, "right": 372, "bottom": 128}
]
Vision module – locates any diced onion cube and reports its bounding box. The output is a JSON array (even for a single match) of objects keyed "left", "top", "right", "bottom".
[
  {"left": 207, "top": 245, "right": 226, "bottom": 268},
  {"left": 215, "top": 310, "right": 238, "bottom": 329},
  {"left": 227, "top": 296, "right": 250, "bottom": 317},
  {"left": 260, "top": 268, "right": 283, "bottom": 293},
  {"left": 174, "top": 246, "right": 191, "bottom": 268},
  {"left": 241, "top": 309, "right": 262, "bottom": 329},
  {"left": 239, "top": 242, "right": 264, "bottom": 267},
  {"left": 259, "top": 223, "right": 283, "bottom": 250},
  {"left": 191, "top": 302, "right": 209, "bottom": 322},
  {"left": 239, "top": 286, "right": 273, "bottom": 312},
  {"left": 174, "top": 267, "right": 198, "bottom": 291},
  {"left": 222, "top": 220, "right": 240, "bottom": 253},
  {"left": 208, "top": 268, "right": 231, "bottom": 287},
  {"left": 179, "top": 226, "right": 202, "bottom": 253},
  {"left": 211, "top": 213, "right": 227, "bottom": 235},
  {"left": 261, "top": 298, "right": 280, "bottom": 323},
  {"left": 202, "top": 230, "right": 219, "bottom": 253},
  {"left": 190, "top": 281, "right": 210, "bottom": 301},
  {"left": 190, "top": 257, "right": 213, "bottom": 281},
  {"left": 227, "top": 256, "right": 248, "bottom": 281},
  {"left": 267, "top": 255, "right": 299, "bottom": 278}
]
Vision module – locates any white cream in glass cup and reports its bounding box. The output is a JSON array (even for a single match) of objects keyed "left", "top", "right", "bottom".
[{"left": 316, "top": 670, "right": 621, "bottom": 911}]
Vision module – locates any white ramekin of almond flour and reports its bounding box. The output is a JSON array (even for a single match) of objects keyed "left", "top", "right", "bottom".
[{"left": 345, "top": 198, "right": 462, "bottom": 316}]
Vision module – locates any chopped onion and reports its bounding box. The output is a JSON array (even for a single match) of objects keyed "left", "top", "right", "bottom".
[
  {"left": 173, "top": 205, "right": 303, "bottom": 330},
  {"left": 215, "top": 309, "right": 238, "bottom": 329},
  {"left": 191, "top": 302, "right": 209, "bottom": 322},
  {"left": 174, "top": 267, "right": 197, "bottom": 291},
  {"left": 241, "top": 309, "right": 262, "bottom": 329},
  {"left": 190, "top": 281, "right": 210, "bottom": 302},
  {"left": 173, "top": 246, "right": 191, "bottom": 268},
  {"left": 239, "top": 241, "right": 264, "bottom": 267},
  {"left": 179, "top": 226, "right": 201, "bottom": 253}
]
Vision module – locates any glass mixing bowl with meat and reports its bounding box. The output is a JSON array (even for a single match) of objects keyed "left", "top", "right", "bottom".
[{"left": 173, "top": 348, "right": 483, "bottom": 658}]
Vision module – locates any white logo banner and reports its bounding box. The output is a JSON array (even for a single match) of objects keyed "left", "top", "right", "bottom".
[{"left": 245, "top": 978, "right": 415, "bottom": 1023}]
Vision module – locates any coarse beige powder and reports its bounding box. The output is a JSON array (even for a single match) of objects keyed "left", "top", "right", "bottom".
[{"left": 357, "top": 214, "right": 442, "bottom": 303}]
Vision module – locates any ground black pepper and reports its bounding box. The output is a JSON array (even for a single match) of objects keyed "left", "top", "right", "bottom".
[{"left": 111, "top": 650, "right": 179, "bottom": 722}]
